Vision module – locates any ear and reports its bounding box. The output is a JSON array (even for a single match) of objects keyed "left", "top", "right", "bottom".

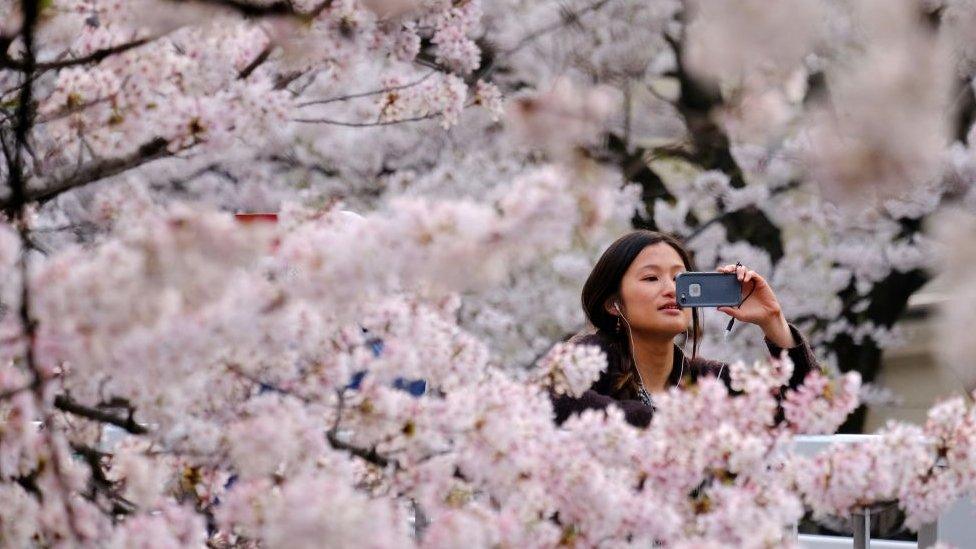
[{"left": 604, "top": 296, "right": 620, "bottom": 316}]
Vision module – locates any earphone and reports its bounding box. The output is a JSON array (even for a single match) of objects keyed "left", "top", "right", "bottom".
[{"left": 612, "top": 298, "right": 685, "bottom": 394}]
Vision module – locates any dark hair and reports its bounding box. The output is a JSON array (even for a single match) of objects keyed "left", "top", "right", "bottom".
[{"left": 580, "top": 230, "right": 703, "bottom": 396}]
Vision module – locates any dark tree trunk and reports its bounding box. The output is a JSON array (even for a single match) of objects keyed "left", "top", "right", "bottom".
[{"left": 833, "top": 268, "right": 929, "bottom": 432}]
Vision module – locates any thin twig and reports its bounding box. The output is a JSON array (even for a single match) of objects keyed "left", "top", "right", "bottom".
[
  {"left": 226, "top": 365, "right": 397, "bottom": 469},
  {"left": 296, "top": 71, "right": 436, "bottom": 108},
  {"left": 479, "top": 0, "right": 615, "bottom": 80},
  {"left": 37, "top": 91, "right": 118, "bottom": 125},
  {"left": 294, "top": 99, "right": 476, "bottom": 127},
  {"left": 225, "top": 362, "right": 314, "bottom": 403},
  {"left": 292, "top": 112, "right": 444, "bottom": 127},
  {"left": 330, "top": 388, "right": 346, "bottom": 437}
]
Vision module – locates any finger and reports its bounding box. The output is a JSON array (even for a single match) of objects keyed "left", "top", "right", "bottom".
[
  {"left": 717, "top": 306, "right": 739, "bottom": 318},
  {"left": 717, "top": 264, "right": 736, "bottom": 273},
  {"left": 748, "top": 272, "right": 767, "bottom": 288},
  {"left": 744, "top": 270, "right": 755, "bottom": 283}
]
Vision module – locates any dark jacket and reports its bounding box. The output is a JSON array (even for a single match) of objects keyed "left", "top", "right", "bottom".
[{"left": 551, "top": 323, "right": 820, "bottom": 428}]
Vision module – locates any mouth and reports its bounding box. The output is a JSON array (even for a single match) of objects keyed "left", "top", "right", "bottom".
[{"left": 658, "top": 302, "right": 681, "bottom": 312}]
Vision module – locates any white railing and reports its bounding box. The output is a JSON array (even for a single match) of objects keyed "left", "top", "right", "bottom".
[{"left": 794, "top": 435, "right": 973, "bottom": 549}]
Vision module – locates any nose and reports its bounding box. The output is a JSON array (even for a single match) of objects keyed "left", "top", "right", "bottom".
[{"left": 662, "top": 277, "right": 676, "bottom": 297}]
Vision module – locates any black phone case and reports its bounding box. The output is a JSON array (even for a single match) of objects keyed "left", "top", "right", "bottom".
[{"left": 675, "top": 272, "right": 742, "bottom": 307}]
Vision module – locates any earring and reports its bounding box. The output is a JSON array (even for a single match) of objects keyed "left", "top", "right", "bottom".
[{"left": 616, "top": 316, "right": 622, "bottom": 332}]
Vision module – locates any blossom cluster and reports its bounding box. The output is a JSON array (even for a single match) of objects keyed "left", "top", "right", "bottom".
[
  {"left": 793, "top": 395, "right": 976, "bottom": 530},
  {"left": 782, "top": 369, "right": 862, "bottom": 435},
  {"left": 22, "top": 157, "right": 621, "bottom": 451},
  {"left": 0, "top": 192, "right": 933, "bottom": 547},
  {"left": 6, "top": 0, "right": 492, "bottom": 181},
  {"left": 4, "top": 0, "right": 976, "bottom": 546},
  {"left": 2, "top": 198, "right": 974, "bottom": 545},
  {"left": 533, "top": 342, "right": 607, "bottom": 397}
]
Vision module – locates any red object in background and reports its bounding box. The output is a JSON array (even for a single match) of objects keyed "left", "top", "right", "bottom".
[
  {"left": 234, "top": 213, "right": 278, "bottom": 223},
  {"left": 234, "top": 213, "right": 281, "bottom": 253}
]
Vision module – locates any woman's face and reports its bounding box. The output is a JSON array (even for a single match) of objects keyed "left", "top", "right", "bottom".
[{"left": 611, "top": 242, "right": 692, "bottom": 337}]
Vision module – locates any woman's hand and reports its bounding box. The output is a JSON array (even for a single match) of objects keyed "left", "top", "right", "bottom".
[{"left": 715, "top": 264, "right": 796, "bottom": 348}]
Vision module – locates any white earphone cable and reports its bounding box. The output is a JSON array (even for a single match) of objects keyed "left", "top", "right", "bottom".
[{"left": 615, "top": 303, "right": 685, "bottom": 399}]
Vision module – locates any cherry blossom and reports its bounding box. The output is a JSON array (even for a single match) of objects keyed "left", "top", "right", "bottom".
[{"left": 3, "top": 0, "right": 976, "bottom": 545}]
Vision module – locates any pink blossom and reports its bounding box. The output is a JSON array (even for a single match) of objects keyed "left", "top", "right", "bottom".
[
  {"left": 782, "top": 370, "right": 861, "bottom": 434},
  {"left": 534, "top": 342, "right": 607, "bottom": 397}
]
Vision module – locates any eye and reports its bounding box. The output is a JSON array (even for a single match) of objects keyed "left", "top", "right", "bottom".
[{"left": 642, "top": 276, "right": 658, "bottom": 282}]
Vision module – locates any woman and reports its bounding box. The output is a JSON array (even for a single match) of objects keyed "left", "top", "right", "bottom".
[{"left": 552, "top": 230, "right": 821, "bottom": 428}]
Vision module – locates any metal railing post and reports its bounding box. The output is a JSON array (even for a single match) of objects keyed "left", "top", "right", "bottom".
[
  {"left": 917, "top": 521, "right": 938, "bottom": 548},
  {"left": 852, "top": 509, "right": 871, "bottom": 549}
]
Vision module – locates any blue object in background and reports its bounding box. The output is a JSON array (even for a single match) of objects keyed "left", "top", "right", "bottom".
[
  {"left": 345, "top": 332, "right": 426, "bottom": 397},
  {"left": 392, "top": 377, "right": 427, "bottom": 396},
  {"left": 368, "top": 336, "right": 384, "bottom": 357}
]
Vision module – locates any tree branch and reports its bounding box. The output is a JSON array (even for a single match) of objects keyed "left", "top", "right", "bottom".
[
  {"left": 0, "top": 382, "right": 35, "bottom": 401},
  {"left": 0, "top": 137, "right": 171, "bottom": 208},
  {"left": 36, "top": 93, "right": 120, "bottom": 125},
  {"left": 14, "top": 468, "right": 41, "bottom": 500},
  {"left": 684, "top": 180, "right": 802, "bottom": 243},
  {"left": 0, "top": 37, "right": 154, "bottom": 72},
  {"left": 70, "top": 442, "right": 137, "bottom": 516},
  {"left": 53, "top": 394, "right": 149, "bottom": 435},
  {"left": 329, "top": 389, "right": 346, "bottom": 438},
  {"left": 275, "top": 70, "right": 308, "bottom": 90},
  {"left": 166, "top": 0, "right": 334, "bottom": 18},
  {"left": 265, "top": 153, "right": 338, "bottom": 178},
  {"left": 238, "top": 44, "right": 273, "bottom": 80},
  {"left": 7, "top": 1, "right": 87, "bottom": 539},
  {"left": 327, "top": 431, "right": 395, "bottom": 469}
]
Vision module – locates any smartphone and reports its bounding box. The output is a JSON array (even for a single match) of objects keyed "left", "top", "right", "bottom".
[{"left": 675, "top": 272, "right": 741, "bottom": 308}]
